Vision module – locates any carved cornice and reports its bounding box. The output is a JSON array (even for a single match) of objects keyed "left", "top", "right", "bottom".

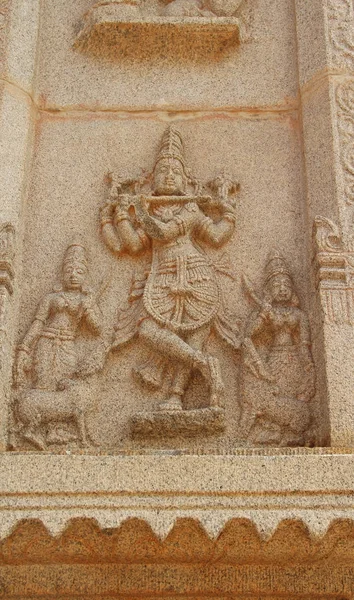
[{"left": 0, "top": 517, "right": 354, "bottom": 598}]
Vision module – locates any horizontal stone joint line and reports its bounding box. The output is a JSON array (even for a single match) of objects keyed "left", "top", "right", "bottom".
[{"left": 0, "top": 76, "right": 298, "bottom": 118}]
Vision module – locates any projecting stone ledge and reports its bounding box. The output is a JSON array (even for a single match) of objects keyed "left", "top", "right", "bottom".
[
  {"left": 130, "top": 407, "right": 226, "bottom": 438},
  {"left": 74, "top": 4, "right": 241, "bottom": 60}
]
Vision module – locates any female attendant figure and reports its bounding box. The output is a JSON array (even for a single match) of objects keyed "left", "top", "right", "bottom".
[
  {"left": 15, "top": 243, "right": 102, "bottom": 391},
  {"left": 240, "top": 251, "right": 316, "bottom": 446}
]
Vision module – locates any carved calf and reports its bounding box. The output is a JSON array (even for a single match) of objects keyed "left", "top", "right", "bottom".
[
  {"left": 15, "top": 381, "right": 91, "bottom": 450},
  {"left": 239, "top": 378, "right": 312, "bottom": 446}
]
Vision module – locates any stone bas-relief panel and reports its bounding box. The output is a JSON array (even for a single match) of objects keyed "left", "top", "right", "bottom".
[
  {"left": 36, "top": 0, "right": 296, "bottom": 111},
  {"left": 74, "top": 0, "right": 243, "bottom": 60},
  {"left": 14, "top": 116, "right": 324, "bottom": 452}
]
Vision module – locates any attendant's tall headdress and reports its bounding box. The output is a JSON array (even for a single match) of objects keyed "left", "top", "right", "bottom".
[
  {"left": 63, "top": 242, "right": 88, "bottom": 271},
  {"left": 265, "top": 249, "right": 291, "bottom": 284}
]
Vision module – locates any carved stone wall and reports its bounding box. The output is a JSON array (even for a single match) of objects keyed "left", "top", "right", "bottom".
[{"left": 0, "top": 0, "right": 354, "bottom": 595}]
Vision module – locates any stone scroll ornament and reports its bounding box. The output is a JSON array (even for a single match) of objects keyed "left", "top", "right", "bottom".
[
  {"left": 0, "top": 223, "right": 15, "bottom": 370},
  {"left": 101, "top": 126, "right": 241, "bottom": 438},
  {"left": 240, "top": 251, "right": 316, "bottom": 447},
  {"left": 12, "top": 243, "right": 103, "bottom": 451},
  {"left": 313, "top": 215, "right": 354, "bottom": 324}
]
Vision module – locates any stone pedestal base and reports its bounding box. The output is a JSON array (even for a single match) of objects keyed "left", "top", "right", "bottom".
[
  {"left": 74, "top": 5, "right": 241, "bottom": 59},
  {"left": 130, "top": 407, "right": 226, "bottom": 438}
]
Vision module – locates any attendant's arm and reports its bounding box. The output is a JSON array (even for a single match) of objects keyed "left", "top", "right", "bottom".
[
  {"left": 243, "top": 309, "right": 275, "bottom": 382},
  {"left": 82, "top": 295, "right": 102, "bottom": 335},
  {"left": 15, "top": 295, "right": 50, "bottom": 387},
  {"left": 297, "top": 311, "right": 316, "bottom": 401},
  {"left": 298, "top": 311, "right": 314, "bottom": 367},
  {"left": 18, "top": 295, "right": 51, "bottom": 353}
]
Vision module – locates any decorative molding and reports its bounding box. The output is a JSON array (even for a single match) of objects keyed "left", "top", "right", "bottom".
[
  {"left": 1, "top": 516, "right": 354, "bottom": 565},
  {"left": 313, "top": 216, "right": 354, "bottom": 324},
  {"left": 1, "top": 516, "right": 354, "bottom": 598},
  {"left": 327, "top": 0, "right": 354, "bottom": 69}
]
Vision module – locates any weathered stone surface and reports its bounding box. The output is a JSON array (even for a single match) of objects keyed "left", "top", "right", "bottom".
[{"left": 0, "top": 0, "right": 354, "bottom": 595}]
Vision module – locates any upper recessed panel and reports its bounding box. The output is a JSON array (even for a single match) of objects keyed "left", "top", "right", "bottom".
[{"left": 34, "top": 0, "right": 299, "bottom": 111}]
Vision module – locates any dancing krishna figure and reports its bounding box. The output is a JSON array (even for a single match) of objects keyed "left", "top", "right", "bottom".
[{"left": 100, "top": 127, "right": 241, "bottom": 436}]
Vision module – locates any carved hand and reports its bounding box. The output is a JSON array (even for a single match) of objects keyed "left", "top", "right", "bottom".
[
  {"left": 82, "top": 292, "right": 94, "bottom": 312},
  {"left": 297, "top": 357, "right": 315, "bottom": 402},
  {"left": 114, "top": 194, "right": 132, "bottom": 223},
  {"left": 259, "top": 302, "right": 273, "bottom": 321},
  {"left": 14, "top": 348, "right": 32, "bottom": 387}
]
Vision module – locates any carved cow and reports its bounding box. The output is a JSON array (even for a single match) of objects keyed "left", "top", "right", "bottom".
[
  {"left": 15, "top": 381, "right": 91, "bottom": 451},
  {"left": 239, "top": 371, "right": 312, "bottom": 446}
]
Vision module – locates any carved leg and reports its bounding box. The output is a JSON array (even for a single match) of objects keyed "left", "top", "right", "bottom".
[
  {"left": 74, "top": 408, "right": 88, "bottom": 447},
  {"left": 22, "top": 413, "right": 47, "bottom": 451},
  {"left": 159, "top": 366, "right": 191, "bottom": 411},
  {"left": 239, "top": 404, "right": 257, "bottom": 439},
  {"left": 157, "top": 324, "right": 224, "bottom": 410},
  {"left": 139, "top": 318, "right": 209, "bottom": 372}
]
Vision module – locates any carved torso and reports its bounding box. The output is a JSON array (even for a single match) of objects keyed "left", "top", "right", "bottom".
[
  {"left": 143, "top": 201, "right": 220, "bottom": 332},
  {"left": 39, "top": 291, "right": 86, "bottom": 339},
  {"left": 267, "top": 307, "right": 301, "bottom": 348}
]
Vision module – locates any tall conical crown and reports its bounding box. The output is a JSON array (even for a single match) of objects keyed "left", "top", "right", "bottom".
[
  {"left": 265, "top": 249, "right": 291, "bottom": 283},
  {"left": 155, "top": 126, "right": 186, "bottom": 170}
]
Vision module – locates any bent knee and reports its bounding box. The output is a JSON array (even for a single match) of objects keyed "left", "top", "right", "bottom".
[{"left": 139, "top": 318, "right": 162, "bottom": 341}]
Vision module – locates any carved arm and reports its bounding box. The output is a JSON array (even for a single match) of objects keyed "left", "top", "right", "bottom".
[
  {"left": 197, "top": 208, "right": 236, "bottom": 248},
  {"left": 243, "top": 310, "right": 275, "bottom": 382},
  {"left": 19, "top": 296, "right": 51, "bottom": 354},
  {"left": 14, "top": 296, "right": 50, "bottom": 387},
  {"left": 101, "top": 195, "right": 148, "bottom": 256},
  {"left": 82, "top": 294, "right": 102, "bottom": 335},
  {"left": 297, "top": 311, "right": 316, "bottom": 401}
]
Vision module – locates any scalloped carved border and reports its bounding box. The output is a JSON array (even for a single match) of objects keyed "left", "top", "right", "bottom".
[
  {"left": 0, "top": 518, "right": 353, "bottom": 598},
  {"left": 1, "top": 517, "right": 354, "bottom": 565}
]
